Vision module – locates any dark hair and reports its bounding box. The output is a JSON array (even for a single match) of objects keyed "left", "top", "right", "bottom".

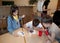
[
  {"left": 10, "top": 5, "right": 19, "bottom": 20},
  {"left": 43, "top": 0, "right": 50, "bottom": 9},
  {"left": 33, "top": 19, "right": 40, "bottom": 27},
  {"left": 42, "top": 15, "right": 53, "bottom": 24}
]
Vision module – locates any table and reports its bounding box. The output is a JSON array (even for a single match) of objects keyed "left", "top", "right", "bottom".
[{"left": 0, "top": 28, "right": 58, "bottom": 43}]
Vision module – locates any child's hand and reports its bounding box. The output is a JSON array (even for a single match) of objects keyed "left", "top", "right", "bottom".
[
  {"left": 39, "top": 28, "right": 44, "bottom": 32},
  {"left": 29, "top": 30, "right": 36, "bottom": 36},
  {"left": 12, "top": 31, "right": 19, "bottom": 37},
  {"left": 29, "top": 30, "right": 33, "bottom": 33},
  {"left": 21, "top": 15, "right": 25, "bottom": 18},
  {"left": 44, "top": 29, "right": 49, "bottom": 36},
  {"left": 12, "top": 31, "right": 25, "bottom": 37},
  {"left": 46, "top": 39, "right": 51, "bottom": 43},
  {"left": 44, "top": 29, "right": 47, "bottom": 31}
]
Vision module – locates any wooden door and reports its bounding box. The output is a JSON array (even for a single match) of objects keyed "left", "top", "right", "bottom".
[{"left": 57, "top": 0, "right": 60, "bottom": 9}]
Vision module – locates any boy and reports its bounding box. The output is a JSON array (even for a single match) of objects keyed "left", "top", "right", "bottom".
[
  {"left": 24, "top": 19, "right": 43, "bottom": 33},
  {"left": 42, "top": 15, "right": 60, "bottom": 43}
]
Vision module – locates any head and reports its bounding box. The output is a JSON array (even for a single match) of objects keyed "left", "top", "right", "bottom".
[
  {"left": 42, "top": 15, "right": 53, "bottom": 28},
  {"left": 10, "top": 5, "right": 19, "bottom": 19},
  {"left": 33, "top": 19, "right": 40, "bottom": 27}
]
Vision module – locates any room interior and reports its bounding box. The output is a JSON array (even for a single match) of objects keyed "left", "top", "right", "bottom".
[
  {"left": 0, "top": 0, "right": 60, "bottom": 43},
  {"left": 0, "top": 0, "right": 60, "bottom": 35}
]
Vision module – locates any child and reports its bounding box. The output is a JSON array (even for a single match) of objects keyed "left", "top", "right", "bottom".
[
  {"left": 41, "top": 15, "right": 60, "bottom": 43},
  {"left": 7, "top": 5, "right": 25, "bottom": 37},
  {"left": 24, "top": 19, "right": 43, "bottom": 34}
]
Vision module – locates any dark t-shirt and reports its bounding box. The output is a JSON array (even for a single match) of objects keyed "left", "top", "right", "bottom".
[{"left": 42, "top": 0, "right": 50, "bottom": 14}]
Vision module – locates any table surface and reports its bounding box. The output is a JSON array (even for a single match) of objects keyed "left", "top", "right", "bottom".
[{"left": 0, "top": 28, "right": 58, "bottom": 43}]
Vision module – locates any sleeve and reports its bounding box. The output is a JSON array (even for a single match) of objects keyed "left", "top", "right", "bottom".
[
  {"left": 25, "top": 22, "right": 30, "bottom": 28},
  {"left": 25, "top": 21, "right": 32, "bottom": 28},
  {"left": 7, "top": 16, "right": 14, "bottom": 34},
  {"left": 19, "top": 17, "right": 22, "bottom": 21}
]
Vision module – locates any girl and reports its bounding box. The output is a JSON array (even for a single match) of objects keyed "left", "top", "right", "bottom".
[{"left": 7, "top": 5, "right": 25, "bottom": 37}]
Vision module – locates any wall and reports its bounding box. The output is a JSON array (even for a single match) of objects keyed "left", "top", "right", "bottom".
[
  {"left": 1, "top": 0, "right": 58, "bottom": 16},
  {"left": 2, "top": 0, "right": 14, "bottom": 1},
  {"left": 14, "top": 0, "right": 29, "bottom": 6},
  {"left": 2, "top": 0, "right": 58, "bottom": 9},
  {"left": 29, "top": 0, "right": 58, "bottom": 16},
  {"left": 2, "top": 0, "right": 29, "bottom": 6},
  {"left": 47, "top": 0, "right": 58, "bottom": 16}
]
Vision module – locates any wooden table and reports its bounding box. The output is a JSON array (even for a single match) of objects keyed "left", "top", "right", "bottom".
[{"left": 0, "top": 28, "right": 58, "bottom": 43}]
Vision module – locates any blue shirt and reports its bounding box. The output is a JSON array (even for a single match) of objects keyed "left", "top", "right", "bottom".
[{"left": 7, "top": 16, "right": 22, "bottom": 34}]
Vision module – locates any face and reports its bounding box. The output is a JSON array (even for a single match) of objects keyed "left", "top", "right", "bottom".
[
  {"left": 43, "top": 23, "right": 51, "bottom": 28},
  {"left": 13, "top": 10, "right": 18, "bottom": 16}
]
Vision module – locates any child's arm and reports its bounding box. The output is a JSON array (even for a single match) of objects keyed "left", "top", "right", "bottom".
[
  {"left": 46, "top": 39, "right": 52, "bottom": 43},
  {"left": 33, "top": 27, "right": 44, "bottom": 31},
  {"left": 23, "top": 24, "right": 31, "bottom": 31},
  {"left": 47, "top": 32, "right": 55, "bottom": 42},
  {"left": 19, "top": 15, "right": 25, "bottom": 18},
  {"left": 44, "top": 29, "right": 55, "bottom": 43},
  {"left": 42, "top": 5, "right": 50, "bottom": 11},
  {"left": 23, "top": 24, "right": 29, "bottom": 31}
]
